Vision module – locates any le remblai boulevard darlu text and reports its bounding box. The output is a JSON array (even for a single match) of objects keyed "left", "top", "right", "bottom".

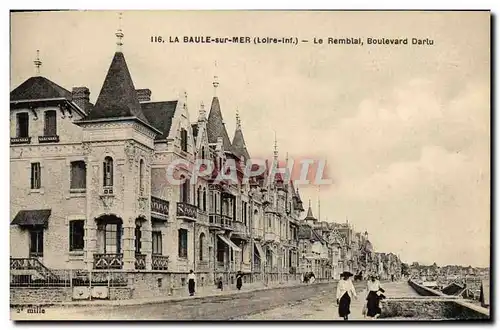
[{"left": 151, "top": 36, "right": 435, "bottom": 46}]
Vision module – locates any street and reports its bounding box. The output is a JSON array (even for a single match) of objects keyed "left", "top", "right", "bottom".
[{"left": 12, "top": 281, "right": 417, "bottom": 321}]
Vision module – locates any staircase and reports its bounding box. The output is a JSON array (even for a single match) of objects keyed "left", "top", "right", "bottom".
[{"left": 10, "top": 257, "right": 59, "bottom": 281}]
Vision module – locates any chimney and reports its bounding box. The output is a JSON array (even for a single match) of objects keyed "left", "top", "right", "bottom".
[
  {"left": 72, "top": 87, "right": 90, "bottom": 111},
  {"left": 136, "top": 89, "right": 152, "bottom": 102}
]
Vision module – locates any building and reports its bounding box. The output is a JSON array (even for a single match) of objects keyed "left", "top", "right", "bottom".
[{"left": 9, "top": 25, "right": 309, "bottom": 298}]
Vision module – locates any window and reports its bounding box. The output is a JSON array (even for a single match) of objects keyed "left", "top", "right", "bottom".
[
  {"left": 104, "top": 223, "right": 121, "bottom": 253},
  {"left": 135, "top": 225, "right": 142, "bottom": 253},
  {"left": 197, "top": 187, "right": 201, "bottom": 207},
  {"left": 44, "top": 110, "right": 57, "bottom": 136},
  {"left": 180, "top": 128, "right": 188, "bottom": 152},
  {"left": 29, "top": 228, "right": 43, "bottom": 257},
  {"left": 16, "top": 113, "right": 29, "bottom": 138},
  {"left": 70, "top": 161, "right": 86, "bottom": 190},
  {"left": 69, "top": 220, "right": 85, "bottom": 251},
  {"left": 139, "top": 159, "right": 145, "bottom": 194},
  {"left": 199, "top": 233, "right": 205, "bottom": 261},
  {"left": 201, "top": 146, "right": 205, "bottom": 159},
  {"left": 202, "top": 188, "right": 207, "bottom": 211},
  {"left": 180, "top": 176, "right": 190, "bottom": 203},
  {"left": 178, "top": 229, "right": 188, "bottom": 258},
  {"left": 103, "top": 157, "right": 113, "bottom": 187},
  {"left": 152, "top": 231, "right": 162, "bottom": 255},
  {"left": 31, "top": 162, "right": 41, "bottom": 189},
  {"left": 268, "top": 216, "right": 272, "bottom": 228}
]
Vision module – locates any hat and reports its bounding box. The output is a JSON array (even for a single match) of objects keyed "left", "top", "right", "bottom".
[{"left": 341, "top": 271, "right": 354, "bottom": 277}]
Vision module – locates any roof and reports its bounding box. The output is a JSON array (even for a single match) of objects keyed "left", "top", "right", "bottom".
[
  {"left": 141, "top": 101, "right": 178, "bottom": 140},
  {"left": 298, "top": 224, "right": 325, "bottom": 243},
  {"left": 207, "top": 97, "right": 233, "bottom": 152},
  {"left": 11, "top": 76, "right": 72, "bottom": 101},
  {"left": 11, "top": 209, "right": 51, "bottom": 227},
  {"left": 304, "top": 205, "right": 317, "bottom": 221},
  {"left": 87, "top": 52, "right": 150, "bottom": 124},
  {"left": 232, "top": 126, "right": 251, "bottom": 160}
]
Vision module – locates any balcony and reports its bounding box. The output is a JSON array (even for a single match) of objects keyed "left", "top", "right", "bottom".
[
  {"left": 253, "top": 228, "right": 264, "bottom": 240},
  {"left": 151, "top": 196, "right": 169, "bottom": 221},
  {"left": 209, "top": 214, "right": 222, "bottom": 228},
  {"left": 216, "top": 261, "right": 228, "bottom": 272},
  {"left": 176, "top": 202, "right": 197, "bottom": 221},
  {"left": 232, "top": 221, "right": 249, "bottom": 238},
  {"left": 38, "top": 135, "right": 60, "bottom": 143},
  {"left": 10, "top": 136, "right": 31, "bottom": 145},
  {"left": 264, "top": 232, "right": 279, "bottom": 242},
  {"left": 151, "top": 255, "right": 169, "bottom": 270},
  {"left": 135, "top": 253, "right": 146, "bottom": 270},
  {"left": 221, "top": 215, "right": 232, "bottom": 229},
  {"left": 94, "top": 253, "right": 123, "bottom": 269}
]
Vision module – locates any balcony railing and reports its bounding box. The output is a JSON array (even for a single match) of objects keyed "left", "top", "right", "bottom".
[
  {"left": 152, "top": 255, "right": 169, "bottom": 270},
  {"left": 233, "top": 221, "right": 249, "bottom": 236},
  {"left": 176, "top": 202, "right": 197, "bottom": 221},
  {"left": 221, "top": 215, "right": 232, "bottom": 228},
  {"left": 10, "top": 136, "right": 31, "bottom": 145},
  {"left": 216, "top": 261, "right": 227, "bottom": 272},
  {"left": 135, "top": 253, "right": 146, "bottom": 270},
  {"left": 209, "top": 214, "right": 222, "bottom": 227},
  {"left": 38, "top": 135, "right": 60, "bottom": 143},
  {"left": 151, "top": 196, "right": 169, "bottom": 220},
  {"left": 94, "top": 253, "right": 123, "bottom": 269},
  {"left": 265, "top": 232, "right": 279, "bottom": 242},
  {"left": 253, "top": 228, "right": 264, "bottom": 238}
]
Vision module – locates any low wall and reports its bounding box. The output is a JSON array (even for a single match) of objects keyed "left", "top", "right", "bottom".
[
  {"left": 10, "top": 287, "right": 72, "bottom": 306},
  {"left": 380, "top": 280, "right": 490, "bottom": 320},
  {"left": 380, "top": 298, "right": 489, "bottom": 320}
]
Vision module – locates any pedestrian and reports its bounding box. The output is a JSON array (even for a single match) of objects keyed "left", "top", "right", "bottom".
[
  {"left": 187, "top": 270, "right": 196, "bottom": 296},
  {"left": 309, "top": 272, "right": 316, "bottom": 284},
  {"left": 236, "top": 271, "right": 243, "bottom": 290},
  {"left": 336, "top": 271, "right": 357, "bottom": 320},
  {"left": 365, "top": 275, "right": 386, "bottom": 318},
  {"left": 217, "top": 276, "right": 224, "bottom": 291}
]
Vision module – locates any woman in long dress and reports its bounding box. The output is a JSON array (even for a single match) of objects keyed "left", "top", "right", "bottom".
[
  {"left": 236, "top": 271, "right": 243, "bottom": 290},
  {"left": 336, "top": 271, "right": 357, "bottom": 320},
  {"left": 187, "top": 269, "right": 196, "bottom": 296},
  {"left": 366, "top": 275, "right": 385, "bottom": 318}
]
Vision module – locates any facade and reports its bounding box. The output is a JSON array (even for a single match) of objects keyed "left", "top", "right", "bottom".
[{"left": 9, "top": 35, "right": 308, "bottom": 290}]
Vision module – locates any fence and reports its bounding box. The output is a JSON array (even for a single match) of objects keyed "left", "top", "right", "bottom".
[{"left": 10, "top": 269, "right": 128, "bottom": 288}]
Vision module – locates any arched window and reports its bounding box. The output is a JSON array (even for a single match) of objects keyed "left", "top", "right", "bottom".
[
  {"left": 180, "top": 175, "right": 190, "bottom": 203},
  {"left": 202, "top": 188, "right": 207, "bottom": 211},
  {"left": 139, "top": 159, "right": 145, "bottom": 194},
  {"left": 103, "top": 156, "right": 113, "bottom": 187},
  {"left": 197, "top": 186, "right": 201, "bottom": 207},
  {"left": 199, "top": 233, "right": 205, "bottom": 261}
]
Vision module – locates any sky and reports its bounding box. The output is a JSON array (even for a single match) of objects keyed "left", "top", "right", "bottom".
[{"left": 10, "top": 11, "right": 490, "bottom": 267}]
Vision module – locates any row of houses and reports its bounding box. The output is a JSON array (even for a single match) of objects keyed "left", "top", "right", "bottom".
[{"left": 10, "top": 27, "right": 401, "bottom": 299}]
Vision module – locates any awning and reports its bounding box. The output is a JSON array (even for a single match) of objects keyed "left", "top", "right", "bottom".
[
  {"left": 11, "top": 209, "right": 51, "bottom": 227},
  {"left": 254, "top": 242, "right": 265, "bottom": 258},
  {"left": 217, "top": 235, "right": 242, "bottom": 252}
]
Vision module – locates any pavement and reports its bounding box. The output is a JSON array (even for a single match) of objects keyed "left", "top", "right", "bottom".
[
  {"left": 11, "top": 280, "right": 418, "bottom": 321},
  {"left": 238, "top": 281, "right": 421, "bottom": 320}
]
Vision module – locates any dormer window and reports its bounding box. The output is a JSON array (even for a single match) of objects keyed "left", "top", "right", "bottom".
[
  {"left": 180, "top": 128, "right": 188, "bottom": 152},
  {"left": 103, "top": 156, "right": 113, "bottom": 193},
  {"left": 44, "top": 110, "right": 57, "bottom": 136}
]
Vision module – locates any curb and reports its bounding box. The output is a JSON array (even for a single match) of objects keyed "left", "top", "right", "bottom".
[{"left": 16, "top": 281, "right": 335, "bottom": 309}]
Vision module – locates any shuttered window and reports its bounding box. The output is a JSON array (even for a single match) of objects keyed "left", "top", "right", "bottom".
[
  {"left": 31, "top": 162, "right": 41, "bottom": 189},
  {"left": 44, "top": 110, "right": 57, "bottom": 136},
  {"left": 70, "top": 161, "right": 86, "bottom": 190}
]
